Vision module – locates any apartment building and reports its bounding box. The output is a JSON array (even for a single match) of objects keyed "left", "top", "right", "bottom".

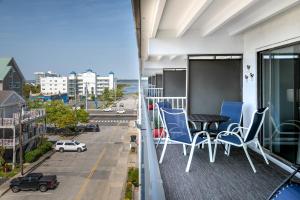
[
  {"left": 0, "top": 57, "right": 25, "bottom": 96},
  {"left": 34, "top": 70, "right": 58, "bottom": 85},
  {"left": 68, "top": 70, "right": 115, "bottom": 98},
  {"left": 40, "top": 76, "right": 68, "bottom": 95}
]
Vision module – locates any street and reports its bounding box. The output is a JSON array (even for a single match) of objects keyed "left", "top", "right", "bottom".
[{"left": 2, "top": 124, "right": 136, "bottom": 200}]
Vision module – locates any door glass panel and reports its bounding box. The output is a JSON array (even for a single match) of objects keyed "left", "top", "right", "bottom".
[{"left": 261, "top": 43, "right": 300, "bottom": 164}]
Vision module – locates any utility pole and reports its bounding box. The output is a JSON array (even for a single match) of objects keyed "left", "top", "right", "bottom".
[
  {"left": 18, "top": 102, "right": 24, "bottom": 176},
  {"left": 85, "top": 82, "right": 88, "bottom": 111}
]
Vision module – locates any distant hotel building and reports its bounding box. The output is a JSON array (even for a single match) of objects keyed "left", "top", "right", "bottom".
[
  {"left": 40, "top": 76, "right": 68, "bottom": 95},
  {"left": 34, "top": 71, "right": 58, "bottom": 85},
  {"left": 68, "top": 69, "right": 115, "bottom": 98},
  {"left": 38, "top": 69, "right": 115, "bottom": 97}
]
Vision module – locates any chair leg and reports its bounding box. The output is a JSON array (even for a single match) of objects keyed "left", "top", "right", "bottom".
[
  {"left": 227, "top": 145, "right": 231, "bottom": 156},
  {"left": 185, "top": 144, "right": 195, "bottom": 172},
  {"left": 242, "top": 145, "right": 256, "bottom": 173},
  {"left": 156, "top": 136, "right": 161, "bottom": 149},
  {"left": 183, "top": 144, "right": 187, "bottom": 156},
  {"left": 207, "top": 140, "right": 213, "bottom": 162},
  {"left": 213, "top": 141, "right": 218, "bottom": 162},
  {"left": 159, "top": 137, "right": 169, "bottom": 164},
  {"left": 257, "top": 141, "right": 269, "bottom": 165}
]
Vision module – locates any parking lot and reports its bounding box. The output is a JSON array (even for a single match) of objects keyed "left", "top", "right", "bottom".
[{"left": 2, "top": 124, "right": 135, "bottom": 200}]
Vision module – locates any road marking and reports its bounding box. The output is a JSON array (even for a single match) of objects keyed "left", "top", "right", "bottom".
[{"left": 74, "top": 148, "right": 106, "bottom": 200}]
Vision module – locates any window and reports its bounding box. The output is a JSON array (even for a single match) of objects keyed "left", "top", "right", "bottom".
[
  {"left": 56, "top": 142, "right": 63, "bottom": 145},
  {"left": 65, "top": 142, "right": 75, "bottom": 145}
]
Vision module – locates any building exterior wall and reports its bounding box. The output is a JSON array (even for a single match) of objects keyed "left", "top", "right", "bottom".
[
  {"left": 242, "top": 4, "right": 300, "bottom": 126},
  {"left": 40, "top": 76, "right": 68, "bottom": 95}
]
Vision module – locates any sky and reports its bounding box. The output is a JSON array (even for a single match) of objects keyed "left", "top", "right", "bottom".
[{"left": 0, "top": 0, "right": 139, "bottom": 80}]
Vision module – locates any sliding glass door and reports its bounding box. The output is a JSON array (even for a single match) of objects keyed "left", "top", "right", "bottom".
[{"left": 260, "top": 43, "right": 300, "bottom": 164}]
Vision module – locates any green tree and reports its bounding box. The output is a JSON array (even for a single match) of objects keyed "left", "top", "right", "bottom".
[
  {"left": 23, "top": 84, "right": 41, "bottom": 99},
  {"left": 45, "top": 101, "right": 76, "bottom": 129},
  {"left": 75, "top": 109, "right": 89, "bottom": 123}
]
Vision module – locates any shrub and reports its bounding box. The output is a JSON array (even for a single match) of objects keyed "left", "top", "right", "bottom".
[
  {"left": 128, "top": 167, "right": 139, "bottom": 187},
  {"left": 25, "top": 141, "right": 53, "bottom": 163}
]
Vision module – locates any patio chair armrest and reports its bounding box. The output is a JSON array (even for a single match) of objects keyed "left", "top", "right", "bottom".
[
  {"left": 192, "top": 131, "right": 210, "bottom": 144},
  {"left": 227, "top": 123, "right": 240, "bottom": 132},
  {"left": 215, "top": 131, "right": 244, "bottom": 144},
  {"left": 231, "top": 126, "right": 248, "bottom": 133},
  {"left": 188, "top": 120, "right": 197, "bottom": 129}
]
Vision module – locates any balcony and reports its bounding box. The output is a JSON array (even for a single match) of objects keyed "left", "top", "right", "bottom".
[
  {"left": 140, "top": 87, "right": 290, "bottom": 200},
  {"left": 0, "top": 109, "right": 46, "bottom": 127}
]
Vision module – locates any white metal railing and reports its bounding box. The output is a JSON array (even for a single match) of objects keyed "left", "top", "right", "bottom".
[
  {"left": 145, "top": 96, "right": 187, "bottom": 139},
  {"left": 141, "top": 93, "right": 166, "bottom": 200},
  {"left": 0, "top": 109, "right": 46, "bottom": 127},
  {"left": 144, "top": 88, "right": 163, "bottom": 97}
]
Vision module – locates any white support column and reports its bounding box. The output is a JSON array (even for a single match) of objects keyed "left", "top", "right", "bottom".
[{"left": 12, "top": 128, "right": 16, "bottom": 169}]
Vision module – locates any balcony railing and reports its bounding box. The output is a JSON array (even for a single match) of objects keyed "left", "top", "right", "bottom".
[
  {"left": 0, "top": 109, "right": 46, "bottom": 127},
  {"left": 144, "top": 88, "right": 163, "bottom": 97},
  {"left": 140, "top": 92, "right": 166, "bottom": 200}
]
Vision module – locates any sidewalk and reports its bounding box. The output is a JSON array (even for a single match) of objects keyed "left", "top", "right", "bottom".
[{"left": 0, "top": 149, "right": 55, "bottom": 197}]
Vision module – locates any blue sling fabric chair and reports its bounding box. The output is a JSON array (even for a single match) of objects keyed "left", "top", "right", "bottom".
[
  {"left": 213, "top": 107, "right": 269, "bottom": 173},
  {"left": 159, "top": 108, "right": 212, "bottom": 172},
  {"left": 155, "top": 102, "right": 172, "bottom": 148},
  {"left": 268, "top": 166, "right": 300, "bottom": 200}
]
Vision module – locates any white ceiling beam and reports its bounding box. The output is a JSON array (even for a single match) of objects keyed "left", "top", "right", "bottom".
[
  {"left": 156, "top": 55, "right": 163, "bottom": 61},
  {"left": 169, "top": 55, "right": 178, "bottom": 61},
  {"left": 150, "top": 0, "right": 167, "bottom": 38},
  {"left": 201, "top": 0, "right": 257, "bottom": 37},
  {"left": 176, "top": 0, "right": 213, "bottom": 38},
  {"left": 229, "top": 0, "right": 300, "bottom": 35}
]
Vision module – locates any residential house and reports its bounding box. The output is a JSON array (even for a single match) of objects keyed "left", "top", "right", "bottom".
[{"left": 0, "top": 57, "right": 25, "bottom": 96}]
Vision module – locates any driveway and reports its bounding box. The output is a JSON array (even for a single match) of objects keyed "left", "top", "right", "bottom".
[{"left": 2, "top": 125, "right": 133, "bottom": 200}]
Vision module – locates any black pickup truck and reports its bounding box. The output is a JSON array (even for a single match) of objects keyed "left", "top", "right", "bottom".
[{"left": 10, "top": 173, "right": 58, "bottom": 192}]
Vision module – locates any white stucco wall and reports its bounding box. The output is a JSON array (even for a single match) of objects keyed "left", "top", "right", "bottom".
[{"left": 242, "top": 4, "right": 300, "bottom": 126}]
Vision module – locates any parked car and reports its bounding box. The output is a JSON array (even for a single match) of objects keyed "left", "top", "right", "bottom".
[
  {"left": 103, "top": 107, "right": 112, "bottom": 112},
  {"left": 116, "top": 109, "right": 126, "bottom": 114},
  {"left": 76, "top": 124, "right": 100, "bottom": 132},
  {"left": 10, "top": 173, "right": 58, "bottom": 193},
  {"left": 85, "top": 124, "right": 100, "bottom": 132},
  {"left": 55, "top": 140, "right": 87, "bottom": 152}
]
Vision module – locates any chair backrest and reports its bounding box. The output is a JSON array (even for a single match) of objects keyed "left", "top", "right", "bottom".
[
  {"left": 161, "top": 108, "right": 192, "bottom": 143},
  {"left": 244, "top": 107, "right": 269, "bottom": 143},
  {"left": 155, "top": 102, "right": 172, "bottom": 128},
  {"left": 219, "top": 101, "right": 243, "bottom": 131}
]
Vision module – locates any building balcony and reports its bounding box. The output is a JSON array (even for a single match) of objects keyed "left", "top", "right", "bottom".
[
  {"left": 0, "top": 109, "right": 46, "bottom": 127},
  {"left": 140, "top": 87, "right": 292, "bottom": 200}
]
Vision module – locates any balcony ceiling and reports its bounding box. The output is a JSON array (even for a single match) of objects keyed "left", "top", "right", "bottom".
[{"left": 138, "top": 0, "right": 300, "bottom": 63}]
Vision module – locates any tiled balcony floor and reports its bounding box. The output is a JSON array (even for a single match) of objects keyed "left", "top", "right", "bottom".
[{"left": 157, "top": 144, "right": 288, "bottom": 200}]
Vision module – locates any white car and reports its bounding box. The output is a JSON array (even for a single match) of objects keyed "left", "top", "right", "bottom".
[
  {"left": 102, "top": 107, "right": 112, "bottom": 112},
  {"left": 116, "top": 109, "right": 126, "bottom": 114},
  {"left": 55, "top": 140, "right": 87, "bottom": 153}
]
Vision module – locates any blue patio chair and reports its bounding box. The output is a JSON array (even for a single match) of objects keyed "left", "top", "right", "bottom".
[
  {"left": 159, "top": 108, "right": 212, "bottom": 172},
  {"left": 268, "top": 166, "right": 300, "bottom": 200},
  {"left": 213, "top": 107, "right": 269, "bottom": 173},
  {"left": 155, "top": 102, "right": 172, "bottom": 148},
  {"left": 155, "top": 102, "right": 198, "bottom": 151}
]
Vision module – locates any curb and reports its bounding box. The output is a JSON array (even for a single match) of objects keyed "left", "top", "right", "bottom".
[{"left": 0, "top": 149, "right": 56, "bottom": 197}]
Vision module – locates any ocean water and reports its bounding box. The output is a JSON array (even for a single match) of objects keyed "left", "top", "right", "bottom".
[{"left": 117, "top": 80, "right": 138, "bottom": 94}]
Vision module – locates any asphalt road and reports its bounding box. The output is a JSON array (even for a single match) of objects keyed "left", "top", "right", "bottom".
[{"left": 2, "top": 125, "right": 132, "bottom": 200}]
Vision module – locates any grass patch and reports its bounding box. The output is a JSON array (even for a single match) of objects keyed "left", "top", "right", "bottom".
[
  {"left": 0, "top": 165, "right": 20, "bottom": 179},
  {"left": 124, "top": 167, "right": 139, "bottom": 200}
]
